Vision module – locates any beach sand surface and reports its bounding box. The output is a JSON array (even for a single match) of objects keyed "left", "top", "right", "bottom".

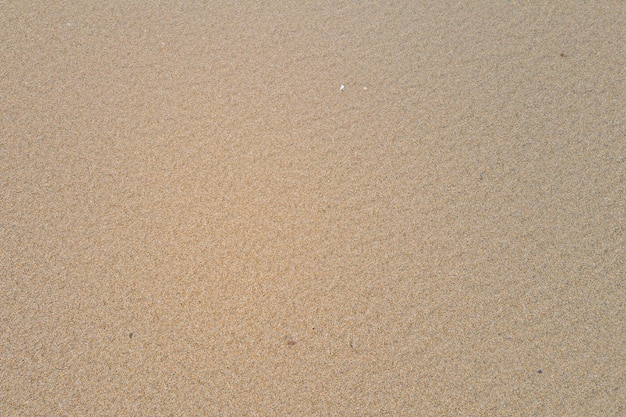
[{"left": 1, "top": 1, "right": 625, "bottom": 415}]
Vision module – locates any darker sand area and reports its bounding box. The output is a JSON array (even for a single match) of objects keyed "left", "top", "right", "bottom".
[{"left": 1, "top": 1, "right": 625, "bottom": 415}]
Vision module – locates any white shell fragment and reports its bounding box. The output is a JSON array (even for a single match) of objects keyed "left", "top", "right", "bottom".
[{"left": 339, "top": 84, "right": 345, "bottom": 91}]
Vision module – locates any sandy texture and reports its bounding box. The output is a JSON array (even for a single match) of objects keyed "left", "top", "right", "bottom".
[{"left": 1, "top": 1, "right": 625, "bottom": 415}]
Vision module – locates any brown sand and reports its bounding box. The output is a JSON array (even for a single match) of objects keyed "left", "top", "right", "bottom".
[{"left": 1, "top": 1, "right": 625, "bottom": 415}]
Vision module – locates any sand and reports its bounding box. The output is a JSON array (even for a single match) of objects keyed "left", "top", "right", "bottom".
[{"left": 1, "top": 1, "right": 625, "bottom": 415}]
